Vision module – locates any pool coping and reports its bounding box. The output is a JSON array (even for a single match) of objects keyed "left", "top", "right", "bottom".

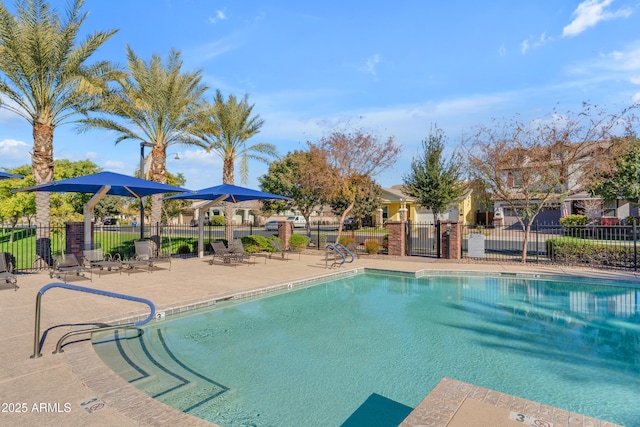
[{"left": 68, "top": 266, "right": 629, "bottom": 427}]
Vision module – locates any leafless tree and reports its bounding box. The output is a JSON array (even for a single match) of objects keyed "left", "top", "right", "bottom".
[
  {"left": 310, "top": 125, "right": 400, "bottom": 241},
  {"left": 464, "top": 102, "right": 636, "bottom": 262}
]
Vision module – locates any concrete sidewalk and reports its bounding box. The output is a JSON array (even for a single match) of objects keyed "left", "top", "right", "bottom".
[{"left": 0, "top": 253, "right": 632, "bottom": 426}]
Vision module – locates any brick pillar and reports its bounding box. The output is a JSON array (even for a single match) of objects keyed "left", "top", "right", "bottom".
[
  {"left": 65, "top": 222, "right": 92, "bottom": 259},
  {"left": 278, "top": 220, "right": 294, "bottom": 249},
  {"left": 440, "top": 220, "right": 461, "bottom": 259},
  {"left": 387, "top": 221, "right": 406, "bottom": 256}
]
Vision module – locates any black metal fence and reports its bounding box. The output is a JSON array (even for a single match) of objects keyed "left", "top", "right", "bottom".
[
  {"left": 459, "top": 222, "right": 638, "bottom": 270},
  {"left": 2, "top": 221, "right": 639, "bottom": 272}
]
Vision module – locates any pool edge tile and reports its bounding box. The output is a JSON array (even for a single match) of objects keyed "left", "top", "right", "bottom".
[{"left": 400, "top": 378, "right": 624, "bottom": 427}]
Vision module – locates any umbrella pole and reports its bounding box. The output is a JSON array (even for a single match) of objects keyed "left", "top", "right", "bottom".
[{"left": 139, "top": 197, "right": 144, "bottom": 241}]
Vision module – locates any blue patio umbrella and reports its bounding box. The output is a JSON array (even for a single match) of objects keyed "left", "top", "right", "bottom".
[
  {"left": 0, "top": 171, "right": 23, "bottom": 179},
  {"left": 165, "top": 183, "right": 290, "bottom": 257},
  {"left": 13, "top": 171, "right": 191, "bottom": 243},
  {"left": 164, "top": 183, "right": 290, "bottom": 203}
]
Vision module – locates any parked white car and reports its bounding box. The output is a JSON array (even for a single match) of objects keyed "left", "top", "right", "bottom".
[
  {"left": 265, "top": 220, "right": 279, "bottom": 231},
  {"left": 287, "top": 216, "right": 307, "bottom": 228}
]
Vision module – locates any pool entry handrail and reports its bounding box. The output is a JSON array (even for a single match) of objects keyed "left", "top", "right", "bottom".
[
  {"left": 335, "top": 243, "right": 355, "bottom": 263},
  {"left": 31, "top": 282, "right": 155, "bottom": 359},
  {"left": 325, "top": 243, "right": 354, "bottom": 268}
]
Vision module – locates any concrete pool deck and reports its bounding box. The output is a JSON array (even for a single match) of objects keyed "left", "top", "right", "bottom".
[{"left": 0, "top": 252, "right": 633, "bottom": 427}]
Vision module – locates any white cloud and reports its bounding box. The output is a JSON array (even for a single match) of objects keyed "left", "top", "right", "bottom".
[
  {"left": 359, "top": 54, "right": 381, "bottom": 76},
  {"left": 632, "top": 92, "right": 640, "bottom": 103},
  {"left": 520, "top": 32, "right": 553, "bottom": 54},
  {"left": 186, "top": 39, "right": 235, "bottom": 64},
  {"left": 0, "top": 138, "right": 30, "bottom": 166},
  {"left": 630, "top": 76, "right": 640, "bottom": 85},
  {"left": 576, "top": 43, "right": 640, "bottom": 74},
  {"left": 563, "top": 0, "right": 632, "bottom": 37},
  {"left": 498, "top": 44, "right": 506, "bottom": 57},
  {"left": 208, "top": 10, "right": 227, "bottom": 24}
]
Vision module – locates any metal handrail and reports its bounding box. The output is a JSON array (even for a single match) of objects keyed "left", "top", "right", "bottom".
[
  {"left": 53, "top": 324, "right": 143, "bottom": 355},
  {"left": 325, "top": 244, "right": 348, "bottom": 268},
  {"left": 31, "top": 282, "right": 155, "bottom": 359},
  {"left": 335, "top": 243, "right": 355, "bottom": 263}
]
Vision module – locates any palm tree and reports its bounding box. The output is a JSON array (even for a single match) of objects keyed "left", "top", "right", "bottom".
[
  {"left": 79, "top": 45, "right": 208, "bottom": 228},
  {"left": 196, "top": 90, "right": 277, "bottom": 235},
  {"left": 0, "top": 0, "right": 119, "bottom": 263},
  {"left": 199, "top": 89, "right": 276, "bottom": 185}
]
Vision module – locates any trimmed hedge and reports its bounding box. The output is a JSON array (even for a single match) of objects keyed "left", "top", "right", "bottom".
[
  {"left": 241, "top": 235, "right": 274, "bottom": 253},
  {"left": 289, "top": 234, "right": 309, "bottom": 252},
  {"left": 546, "top": 237, "right": 634, "bottom": 267},
  {"left": 208, "top": 215, "right": 225, "bottom": 226}
]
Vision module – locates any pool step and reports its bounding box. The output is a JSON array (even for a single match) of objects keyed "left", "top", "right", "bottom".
[{"left": 92, "top": 328, "right": 229, "bottom": 413}]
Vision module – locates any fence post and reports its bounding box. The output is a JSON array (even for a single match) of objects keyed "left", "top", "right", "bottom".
[
  {"left": 536, "top": 220, "right": 540, "bottom": 264},
  {"left": 406, "top": 219, "right": 412, "bottom": 255},
  {"left": 634, "top": 222, "right": 637, "bottom": 272},
  {"left": 436, "top": 221, "right": 441, "bottom": 258}
]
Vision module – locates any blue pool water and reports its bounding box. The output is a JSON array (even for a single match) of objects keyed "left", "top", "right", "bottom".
[{"left": 93, "top": 271, "right": 640, "bottom": 426}]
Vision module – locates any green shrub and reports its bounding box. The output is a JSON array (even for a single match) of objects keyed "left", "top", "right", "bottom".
[
  {"left": 289, "top": 234, "right": 309, "bottom": 252},
  {"left": 318, "top": 233, "right": 328, "bottom": 247},
  {"left": 364, "top": 239, "right": 380, "bottom": 254},
  {"left": 176, "top": 244, "right": 191, "bottom": 255},
  {"left": 241, "top": 235, "right": 273, "bottom": 253},
  {"left": 559, "top": 214, "right": 588, "bottom": 237},
  {"left": 208, "top": 215, "right": 225, "bottom": 226},
  {"left": 546, "top": 236, "right": 634, "bottom": 267},
  {"left": 559, "top": 214, "right": 588, "bottom": 227}
]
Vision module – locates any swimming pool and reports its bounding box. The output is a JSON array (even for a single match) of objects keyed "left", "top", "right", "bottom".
[{"left": 93, "top": 270, "right": 640, "bottom": 426}]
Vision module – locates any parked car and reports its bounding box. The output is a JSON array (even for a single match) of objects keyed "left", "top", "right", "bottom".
[
  {"left": 286, "top": 216, "right": 307, "bottom": 228},
  {"left": 343, "top": 217, "right": 357, "bottom": 230},
  {"left": 265, "top": 220, "right": 279, "bottom": 231},
  {"left": 102, "top": 217, "right": 119, "bottom": 231}
]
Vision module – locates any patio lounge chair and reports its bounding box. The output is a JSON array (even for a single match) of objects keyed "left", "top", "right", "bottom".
[
  {"left": 83, "top": 248, "right": 123, "bottom": 277},
  {"left": 209, "top": 241, "right": 243, "bottom": 265},
  {"left": 229, "top": 239, "right": 256, "bottom": 265},
  {"left": 132, "top": 240, "right": 172, "bottom": 271},
  {"left": 50, "top": 253, "right": 92, "bottom": 283},
  {"left": 0, "top": 252, "right": 18, "bottom": 291},
  {"left": 270, "top": 239, "right": 291, "bottom": 260}
]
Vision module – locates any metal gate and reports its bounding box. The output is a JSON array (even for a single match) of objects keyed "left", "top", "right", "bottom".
[{"left": 407, "top": 221, "right": 439, "bottom": 257}]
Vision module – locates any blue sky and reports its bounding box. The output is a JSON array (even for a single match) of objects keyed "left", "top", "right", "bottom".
[{"left": 1, "top": 0, "right": 640, "bottom": 190}]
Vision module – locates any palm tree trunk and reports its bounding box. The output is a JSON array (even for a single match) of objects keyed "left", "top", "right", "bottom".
[
  {"left": 149, "top": 147, "right": 167, "bottom": 252},
  {"left": 223, "top": 158, "right": 235, "bottom": 243},
  {"left": 33, "top": 122, "right": 54, "bottom": 266}
]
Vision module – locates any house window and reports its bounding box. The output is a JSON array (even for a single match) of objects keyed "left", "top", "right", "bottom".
[
  {"left": 603, "top": 200, "right": 616, "bottom": 218},
  {"left": 512, "top": 171, "right": 523, "bottom": 188}
]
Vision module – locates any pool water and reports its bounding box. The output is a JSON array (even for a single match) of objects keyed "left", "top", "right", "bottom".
[{"left": 93, "top": 272, "right": 640, "bottom": 426}]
